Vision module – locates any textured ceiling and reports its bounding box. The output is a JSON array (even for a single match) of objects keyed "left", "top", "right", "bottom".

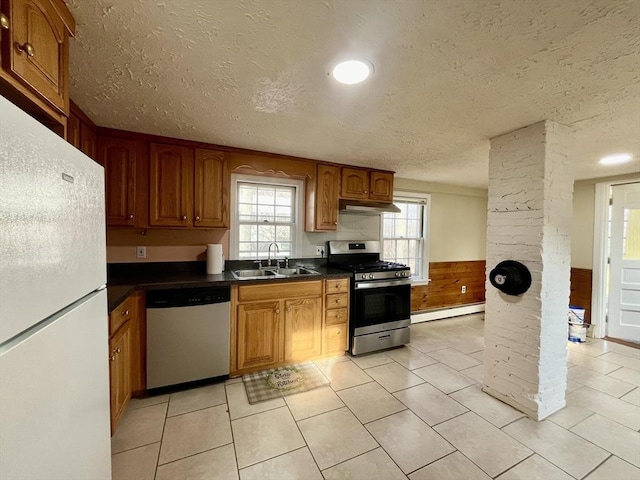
[{"left": 66, "top": 0, "right": 640, "bottom": 188}]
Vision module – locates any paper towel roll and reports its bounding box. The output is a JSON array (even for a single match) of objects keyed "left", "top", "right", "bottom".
[{"left": 207, "top": 244, "right": 223, "bottom": 274}]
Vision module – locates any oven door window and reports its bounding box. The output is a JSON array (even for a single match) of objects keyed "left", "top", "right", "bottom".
[{"left": 353, "top": 283, "right": 411, "bottom": 328}]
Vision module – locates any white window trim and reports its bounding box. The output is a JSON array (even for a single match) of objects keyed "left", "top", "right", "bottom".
[
  {"left": 229, "top": 174, "right": 304, "bottom": 260},
  {"left": 380, "top": 191, "right": 431, "bottom": 285}
]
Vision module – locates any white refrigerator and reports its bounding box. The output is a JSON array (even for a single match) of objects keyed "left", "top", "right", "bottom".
[{"left": 0, "top": 96, "right": 112, "bottom": 479}]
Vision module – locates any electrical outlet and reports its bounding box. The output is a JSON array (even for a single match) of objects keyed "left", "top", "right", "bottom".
[
  {"left": 461, "top": 285, "right": 466, "bottom": 293},
  {"left": 136, "top": 246, "right": 147, "bottom": 259},
  {"left": 315, "top": 245, "right": 325, "bottom": 257}
]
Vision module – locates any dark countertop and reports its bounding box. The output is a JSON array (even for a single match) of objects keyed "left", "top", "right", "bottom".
[{"left": 107, "top": 261, "right": 351, "bottom": 313}]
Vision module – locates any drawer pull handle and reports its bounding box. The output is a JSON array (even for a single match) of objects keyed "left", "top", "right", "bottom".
[
  {"left": 115, "top": 348, "right": 121, "bottom": 354},
  {"left": 0, "top": 13, "right": 8, "bottom": 29},
  {"left": 336, "top": 299, "right": 341, "bottom": 304},
  {"left": 128, "top": 214, "right": 134, "bottom": 219},
  {"left": 195, "top": 215, "right": 200, "bottom": 221},
  {"left": 17, "top": 42, "right": 35, "bottom": 57},
  {"left": 275, "top": 309, "right": 280, "bottom": 314},
  {"left": 181, "top": 215, "right": 187, "bottom": 220},
  {"left": 121, "top": 310, "right": 129, "bottom": 316}
]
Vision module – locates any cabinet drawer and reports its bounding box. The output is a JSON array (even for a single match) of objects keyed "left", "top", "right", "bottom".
[
  {"left": 109, "top": 296, "right": 134, "bottom": 337},
  {"left": 325, "top": 293, "right": 348, "bottom": 309},
  {"left": 325, "top": 308, "right": 348, "bottom": 326},
  {"left": 238, "top": 280, "right": 322, "bottom": 302},
  {"left": 325, "top": 278, "right": 349, "bottom": 293},
  {"left": 324, "top": 323, "right": 347, "bottom": 354}
]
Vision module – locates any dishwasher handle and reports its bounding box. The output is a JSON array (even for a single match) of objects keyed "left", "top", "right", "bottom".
[{"left": 146, "top": 286, "right": 230, "bottom": 308}]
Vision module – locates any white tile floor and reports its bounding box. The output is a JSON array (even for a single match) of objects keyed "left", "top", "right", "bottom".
[{"left": 111, "top": 314, "right": 640, "bottom": 480}]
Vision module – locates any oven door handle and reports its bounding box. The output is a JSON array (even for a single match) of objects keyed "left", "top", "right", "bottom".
[{"left": 355, "top": 278, "right": 412, "bottom": 289}]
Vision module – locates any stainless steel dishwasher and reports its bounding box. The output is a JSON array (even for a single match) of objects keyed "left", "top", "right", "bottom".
[{"left": 146, "top": 286, "right": 230, "bottom": 392}]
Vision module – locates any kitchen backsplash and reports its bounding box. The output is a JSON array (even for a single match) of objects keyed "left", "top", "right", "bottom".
[{"left": 106, "top": 212, "right": 380, "bottom": 263}]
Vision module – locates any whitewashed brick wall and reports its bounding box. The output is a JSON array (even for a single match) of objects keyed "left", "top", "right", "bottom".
[{"left": 484, "top": 120, "right": 573, "bottom": 420}]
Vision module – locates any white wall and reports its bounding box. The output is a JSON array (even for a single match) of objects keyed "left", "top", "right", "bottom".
[{"left": 302, "top": 213, "right": 380, "bottom": 257}]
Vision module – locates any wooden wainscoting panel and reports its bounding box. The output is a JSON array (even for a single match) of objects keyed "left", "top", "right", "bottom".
[
  {"left": 412, "top": 260, "right": 486, "bottom": 312},
  {"left": 570, "top": 268, "right": 592, "bottom": 324}
]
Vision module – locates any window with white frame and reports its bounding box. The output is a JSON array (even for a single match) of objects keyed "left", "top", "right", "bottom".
[
  {"left": 381, "top": 194, "right": 430, "bottom": 282},
  {"left": 230, "top": 175, "right": 302, "bottom": 260}
]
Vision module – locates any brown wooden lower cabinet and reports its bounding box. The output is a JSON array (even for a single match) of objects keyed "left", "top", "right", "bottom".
[
  {"left": 108, "top": 291, "right": 146, "bottom": 433},
  {"left": 231, "top": 279, "right": 347, "bottom": 376},
  {"left": 236, "top": 300, "right": 282, "bottom": 371},
  {"left": 323, "top": 278, "right": 349, "bottom": 355},
  {"left": 109, "top": 320, "right": 131, "bottom": 433},
  {"left": 284, "top": 297, "right": 323, "bottom": 361}
]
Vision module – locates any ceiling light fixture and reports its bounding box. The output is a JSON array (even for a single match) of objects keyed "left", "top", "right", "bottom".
[
  {"left": 599, "top": 153, "right": 633, "bottom": 165},
  {"left": 331, "top": 60, "right": 372, "bottom": 84}
]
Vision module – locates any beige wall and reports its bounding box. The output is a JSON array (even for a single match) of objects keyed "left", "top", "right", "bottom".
[
  {"left": 572, "top": 181, "right": 595, "bottom": 269},
  {"left": 571, "top": 173, "right": 640, "bottom": 269},
  {"left": 395, "top": 178, "right": 488, "bottom": 262}
]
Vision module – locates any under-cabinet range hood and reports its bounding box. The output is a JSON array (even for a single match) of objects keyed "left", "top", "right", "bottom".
[{"left": 339, "top": 199, "right": 401, "bottom": 215}]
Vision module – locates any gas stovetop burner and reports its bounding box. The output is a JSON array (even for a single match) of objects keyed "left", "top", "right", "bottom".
[{"left": 347, "top": 261, "right": 410, "bottom": 273}]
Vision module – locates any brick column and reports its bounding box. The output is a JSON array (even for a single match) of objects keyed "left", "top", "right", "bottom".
[{"left": 484, "top": 120, "right": 572, "bottom": 420}]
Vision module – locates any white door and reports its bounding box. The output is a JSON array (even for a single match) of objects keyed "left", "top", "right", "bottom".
[{"left": 607, "top": 183, "right": 640, "bottom": 342}]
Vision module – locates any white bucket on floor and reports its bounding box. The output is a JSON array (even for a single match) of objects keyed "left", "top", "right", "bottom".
[
  {"left": 568, "top": 323, "right": 588, "bottom": 342},
  {"left": 568, "top": 306, "right": 586, "bottom": 324}
]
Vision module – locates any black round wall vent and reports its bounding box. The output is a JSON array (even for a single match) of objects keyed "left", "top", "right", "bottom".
[{"left": 489, "top": 260, "right": 532, "bottom": 296}]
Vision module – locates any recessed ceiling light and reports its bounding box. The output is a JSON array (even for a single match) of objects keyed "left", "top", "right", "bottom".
[
  {"left": 599, "top": 153, "right": 633, "bottom": 165},
  {"left": 331, "top": 60, "right": 372, "bottom": 84}
]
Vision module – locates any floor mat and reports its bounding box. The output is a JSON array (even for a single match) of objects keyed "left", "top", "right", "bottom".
[{"left": 242, "top": 361, "right": 330, "bottom": 404}]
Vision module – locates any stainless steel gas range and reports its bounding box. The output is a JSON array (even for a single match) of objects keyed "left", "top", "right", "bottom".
[{"left": 327, "top": 240, "right": 412, "bottom": 355}]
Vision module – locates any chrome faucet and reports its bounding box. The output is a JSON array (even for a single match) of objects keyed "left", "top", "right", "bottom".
[{"left": 267, "top": 242, "right": 280, "bottom": 267}]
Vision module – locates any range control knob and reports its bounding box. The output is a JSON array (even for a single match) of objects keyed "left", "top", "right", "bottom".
[
  {"left": 403, "top": 271, "right": 409, "bottom": 277},
  {"left": 361, "top": 274, "right": 367, "bottom": 280},
  {"left": 369, "top": 273, "right": 374, "bottom": 279}
]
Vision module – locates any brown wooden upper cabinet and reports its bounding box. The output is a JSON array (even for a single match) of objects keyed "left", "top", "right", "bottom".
[
  {"left": 80, "top": 122, "right": 97, "bottom": 159},
  {"left": 66, "top": 110, "right": 80, "bottom": 148},
  {"left": 369, "top": 170, "right": 394, "bottom": 201},
  {"left": 0, "top": 0, "right": 74, "bottom": 116},
  {"left": 100, "top": 136, "right": 139, "bottom": 227},
  {"left": 340, "top": 167, "right": 394, "bottom": 202},
  {"left": 194, "top": 148, "right": 229, "bottom": 228},
  {"left": 150, "top": 143, "right": 229, "bottom": 228},
  {"left": 313, "top": 164, "right": 339, "bottom": 231}
]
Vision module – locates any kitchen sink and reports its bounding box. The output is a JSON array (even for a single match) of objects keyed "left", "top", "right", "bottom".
[
  {"left": 231, "top": 267, "right": 319, "bottom": 280},
  {"left": 275, "top": 267, "right": 319, "bottom": 276},
  {"left": 231, "top": 269, "right": 279, "bottom": 279}
]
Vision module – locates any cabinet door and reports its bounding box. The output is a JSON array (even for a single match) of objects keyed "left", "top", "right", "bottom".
[
  {"left": 236, "top": 301, "right": 282, "bottom": 370},
  {"left": 109, "top": 321, "right": 131, "bottom": 433},
  {"left": 128, "top": 292, "right": 146, "bottom": 394},
  {"left": 194, "top": 148, "right": 228, "bottom": 228},
  {"left": 80, "top": 122, "right": 97, "bottom": 160},
  {"left": 340, "top": 167, "right": 369, "bottom": 200},
  {"left": 5, "top": 0, "right": 69, "bottom": 114},
  {"left": 100, "top": 136, "right": 138, "bottom": 226},
  {"left": 369, "top": 171, "right": 394, "bottom": 202},
  {"left": 66, "top": 112, "right": 80, "bottom": 148},
  {"left": 284, "top": 297, "right": 322, "bottom": 361},
  {"left": 324, "top": 323, "right": 348, "bottom": 355},
  {"left": 315, "top": 164, "right": 339, "bottom": 230},
  {"left": 149, "top": 143, "right": 194, "bottom": 227}
]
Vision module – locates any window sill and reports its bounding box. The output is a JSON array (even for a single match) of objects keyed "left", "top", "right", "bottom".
[{"left": 411, "top": 278, "right": 431, "bottom": 286}]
